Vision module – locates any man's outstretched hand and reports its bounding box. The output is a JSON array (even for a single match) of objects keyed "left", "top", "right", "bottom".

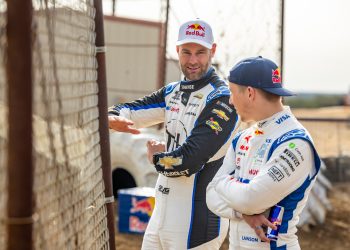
[{"left": 108, "top": 116, "right": 141, "bottom": 134}]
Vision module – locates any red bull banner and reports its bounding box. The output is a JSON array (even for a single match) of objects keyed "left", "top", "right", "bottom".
[{"left": 118, "top": 187, "right": 155, "bottom": 234}]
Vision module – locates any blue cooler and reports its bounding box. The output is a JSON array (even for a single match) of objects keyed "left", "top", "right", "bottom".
[{"left": 118, "top": 187, "right": 155, "bottom": 234}]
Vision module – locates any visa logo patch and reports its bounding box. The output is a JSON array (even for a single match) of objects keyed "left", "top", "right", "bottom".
[{"left": 275, "top": 114, "right": 290, "bottom": 124}]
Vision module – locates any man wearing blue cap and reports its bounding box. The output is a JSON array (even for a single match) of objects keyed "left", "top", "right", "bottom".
[{"left": 207, "top": 56, "right": 321, "bottom": 249}]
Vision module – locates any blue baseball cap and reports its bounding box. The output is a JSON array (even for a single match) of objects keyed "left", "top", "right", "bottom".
[{"left": 228, "top": 56, "right": 295, "bottom": 96}]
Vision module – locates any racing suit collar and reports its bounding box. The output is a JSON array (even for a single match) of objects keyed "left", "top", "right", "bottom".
[
  {"left": 254, "top": 106, "right": 293, "bottom": 130},
  {"left": 180, "top": 67, "right": 216, "bottom": 93}
]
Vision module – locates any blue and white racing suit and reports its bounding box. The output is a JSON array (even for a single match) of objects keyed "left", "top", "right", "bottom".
[
  {"left": 207, "top": 107, "right": 321, "bottom": 250},
  {"left": 109, "top": 68, "right": 240, "bottom": 249}
]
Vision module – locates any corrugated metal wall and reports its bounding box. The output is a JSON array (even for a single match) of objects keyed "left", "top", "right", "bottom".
[{"left": 104, "top": 16, "right": 166, "bottom": 105}]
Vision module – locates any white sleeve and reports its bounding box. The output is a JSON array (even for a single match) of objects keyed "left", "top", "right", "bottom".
[
  {"left": 119, "top": 107, "right": 165, "bottom": 129},
  {"left": 108, "top": 88, "right": 166, "bottom": 128},
  {"left": 214, "top": 139, "right": 314, "bottom": 215},
  {"left": 206, "top": 144, "right": 239, "bottom": 219}
]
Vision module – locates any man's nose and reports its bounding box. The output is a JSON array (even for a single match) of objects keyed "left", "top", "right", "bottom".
[{"left": 188, "top": 54, "right": 199, "bottom": 64}]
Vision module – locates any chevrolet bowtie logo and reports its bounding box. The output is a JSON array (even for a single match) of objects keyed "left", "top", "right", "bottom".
[{"left": 158, "top": 156, "right": 183, "bottom": 169}]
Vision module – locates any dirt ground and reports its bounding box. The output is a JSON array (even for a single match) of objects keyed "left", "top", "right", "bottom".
[
  {"left": 298, "top": 183, "right": 350, "bottom": 250},
  {"left": 115, "top": 183, "right": 350, "bottom": 250}
]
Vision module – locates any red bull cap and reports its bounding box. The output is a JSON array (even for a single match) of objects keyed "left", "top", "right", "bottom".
[
  {"left": 176, "top": 19, "right": 214, "bottom": 49},
  {"left": 228, "top": 56, "right": 296, "bottom": 96}
]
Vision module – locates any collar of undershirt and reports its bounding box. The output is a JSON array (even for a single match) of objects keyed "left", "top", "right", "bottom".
[{"left": 180, "top": 67, "right": 217, "bottom": 93}]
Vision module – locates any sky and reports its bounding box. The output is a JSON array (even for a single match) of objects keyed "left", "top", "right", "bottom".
[{"left": 102, "top": 0, "right": 350, "bottom": 94}]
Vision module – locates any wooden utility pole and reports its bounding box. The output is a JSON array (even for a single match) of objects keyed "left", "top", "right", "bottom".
[
  {"left": 159, "top": 0, "right": 170, "bottom": 88},
  {"left": 112, "top": 0, "right": 117, "bottom": 16},
  {"left": 6, "top": 0, "right": 34, "bottom": 249},
  {"left": 93, "top": 0, "right": 116, "bottom": 249}
]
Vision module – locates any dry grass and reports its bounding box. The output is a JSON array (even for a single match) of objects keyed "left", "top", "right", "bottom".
[{"left": 292, "top": 106, "right": 350, "bottom": 119}]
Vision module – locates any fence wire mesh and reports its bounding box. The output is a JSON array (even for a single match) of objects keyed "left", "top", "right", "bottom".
[{"left": 0, "top": 0, "right": 110, "bottom": 249}]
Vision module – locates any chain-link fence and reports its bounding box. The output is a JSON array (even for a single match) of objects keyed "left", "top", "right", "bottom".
[{"left": 0, "top": 1, "right": 111, "bottom": 249}]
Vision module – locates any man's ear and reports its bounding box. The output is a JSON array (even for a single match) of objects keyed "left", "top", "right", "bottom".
[
  {"left": 247, "top": 87, "right": 256, "bottom": 100},
  {"left": 176, "top": 46, "right": 180, "bottom": 53},
  {"left": 210, "top": 43, "right": 217, "bottom": 56}
]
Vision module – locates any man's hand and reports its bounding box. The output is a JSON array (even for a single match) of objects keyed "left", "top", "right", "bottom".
[
  {"left": 146, "top": 139, "right": 166, "bottom": 164},
  {"left": 242, "top": 214, "right": 277, "bottom": 242},
  {"left": 108, "top": 116, "right": 141, "bottom": 134}
]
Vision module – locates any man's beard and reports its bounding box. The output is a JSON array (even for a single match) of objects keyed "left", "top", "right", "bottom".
[{"left": 181, "top": 60, "right": 211, "bottom": 81}]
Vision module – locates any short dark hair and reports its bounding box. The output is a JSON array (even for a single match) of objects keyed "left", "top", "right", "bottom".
[
  {"left": 237, "top": 85, "right": 247, "bottom": 93},
  {"left": 236, "top": 85, "right": 281, "bottom": 102},
  {"left": 256, "top": 88, "right": 281, "bottom": 102}
]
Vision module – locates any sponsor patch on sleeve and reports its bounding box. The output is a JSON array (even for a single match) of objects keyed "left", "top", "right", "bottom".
[
  {"left": 212, "top": 108, "right": 230, "bottom": 121},
  {"left": 268, "top": 165, "right": 285, "bottom": 182},
  {"left": 194, "top": 93, "right": 203, "bottom": 99},
  {"left": 207, "top": 86, "right": 230, "bottom": 103},
  {"left": 288, "top": 142, "right": 305, "bottom": 161},
  {"left": 206, "top": 117, "right": 223, "bottom": 135},
  {"left": 216, "top": 100, "right": 233, "bottom": 113},
  {"left": 278, "top": 148, "right": 301, "bottom": 172},
  {"left": 158, "top": 156, "right": 183, "bottom": 169}
]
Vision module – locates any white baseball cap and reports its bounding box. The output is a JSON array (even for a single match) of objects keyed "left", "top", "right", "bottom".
[{"left": 176, "top": 19, "right": 214, "bottom": 49}]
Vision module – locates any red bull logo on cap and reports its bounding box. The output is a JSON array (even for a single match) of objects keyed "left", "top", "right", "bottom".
[
  {"left": 186, "top": 23, "right": 205, "bottom": 37},
  {"left": 130, "top": 197, "right": 155, "bottom": 216},
  {"left": 272, "top": 68, "right": 281, "bottom": 84}
]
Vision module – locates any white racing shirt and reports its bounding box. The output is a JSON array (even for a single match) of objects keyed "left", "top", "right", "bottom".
[{"left": 207, "top": 107, "right": 321, "bottom": 250}]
